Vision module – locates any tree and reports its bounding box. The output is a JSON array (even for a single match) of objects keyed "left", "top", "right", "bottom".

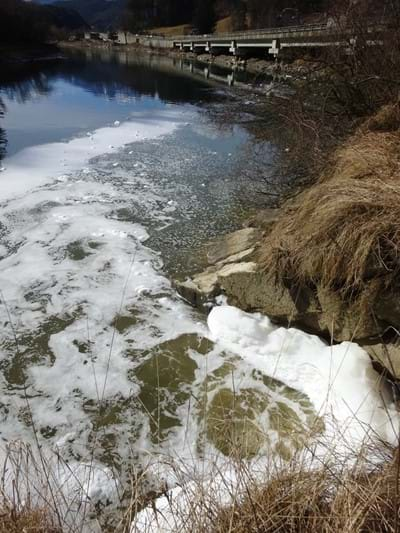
[
  {"left": 193, "top": 0, "right": 217, "bottom": 33},
  {"left": 231, "top": 0, "right": 247, "bottom": 30}
]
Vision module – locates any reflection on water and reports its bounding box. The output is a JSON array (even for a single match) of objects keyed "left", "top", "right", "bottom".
[
  {"left": 0, "top": 49, "right": 228, "bottom": 158},
  {"left": 0, "top": 97, "right": 5, "bottom": 163},
  {"left": 0, "top": 47, "right": 271, "bottom": 160}
]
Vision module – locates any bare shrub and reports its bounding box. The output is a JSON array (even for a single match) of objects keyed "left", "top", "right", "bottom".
[{"left": 269, "top": 0, "right": 400, "bottom": 188}]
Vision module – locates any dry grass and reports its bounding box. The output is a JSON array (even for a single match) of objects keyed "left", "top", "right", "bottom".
[
  {"left": 149, "top": 24, "right": 192, "bottom": 36},
  {"left": 207, "top": 455, "right": 400, "bottom": 533},
  {"left": 0, "top": 506, "right": 60, "bottom": 533},
  {"left": 215, "top": 16, "right": 233, "bottom": 34},
  {"left": 262, "top": 112, "right": 400, "bottom": 297}
]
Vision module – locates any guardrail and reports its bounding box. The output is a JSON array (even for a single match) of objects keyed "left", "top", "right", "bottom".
[
  {"left": 170, "top": 20, "right": 389, "bottom": 42},
  {"left": 171, "top": 23, "right": 331, "bottom": 42}
]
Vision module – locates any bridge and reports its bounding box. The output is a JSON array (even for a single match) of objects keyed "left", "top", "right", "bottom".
[
  {"left": 89, "top": 22, "right": 387, "bottom": 58},
  {"left": 170, "top": 22, "right": 386, "bottom": 57}
]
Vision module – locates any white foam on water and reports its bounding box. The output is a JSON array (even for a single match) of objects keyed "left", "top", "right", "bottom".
[
  {"left": 133, "top": 305, "right": 400, "bottom": 532},
  {"left": 0, "top": 442, "right": 119, "bottom": 533},
  {"left": 1, "top": 103, "right": 399, "bottom": 531},
  {"left": 0, "top": 108, "right": 207, "bottom": 455},
  {"left": 0, "top": 109, "right": 185, "bottom": 202},
  {"left": 0, "top": 106, "right": 216, "bottom": 528},
  {"left": 207, "top": 306, "right": 399, "bottom": 447}
]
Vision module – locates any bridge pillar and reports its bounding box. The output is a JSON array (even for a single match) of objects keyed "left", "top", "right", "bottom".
[
  {"left": 268, "top": 38, "right": 281, "bottom": 57},
  {"left": 345, "top": 36, "right": 357, "bottom": 55}
]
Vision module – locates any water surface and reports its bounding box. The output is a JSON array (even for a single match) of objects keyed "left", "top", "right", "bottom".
[{"left": 0, "top": 49, "right": 315, "bottom": 515}]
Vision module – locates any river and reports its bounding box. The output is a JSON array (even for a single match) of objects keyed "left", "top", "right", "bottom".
[{"left": 0, "top": 47, "right": 396, "bottom": 531}]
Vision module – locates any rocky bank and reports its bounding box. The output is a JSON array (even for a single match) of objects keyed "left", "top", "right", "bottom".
[{"left": 176, "top": 103, "right": 400, "bottom": 383}]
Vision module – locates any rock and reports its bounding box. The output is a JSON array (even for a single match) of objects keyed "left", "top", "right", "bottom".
[
  {"left": 243, "top": 208, "right": 280, "bottom": 233},
  {"left": 176, "top": 269, "right": 219, "bottom": 307},
  {"left": 216, "top": 247, "right": 255, "bottom": 266},
  {"left": 219, "top": 264, "right": 321, "bottom": 328},
  {"left": 316, "top": 284, "right": 383, "bottom": 342},
  {"left": 176, "top": 262, "right": 257, "bottom": 308},
  {"left": 363, "top": 342, "right": 400, "bottom": 381},
  {"left": 206, "top": 228, "right": 262, "bottom": 266},
  {"left": 374, "top": 292, "right": 400, "bottom": 329}
]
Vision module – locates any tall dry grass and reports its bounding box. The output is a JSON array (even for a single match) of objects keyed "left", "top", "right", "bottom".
[
  {"left": 261, "top": 111, "right": 400, "bottom": 298},
  {"left": 206, "top": 452, "right": 400, "bottom": 533}
]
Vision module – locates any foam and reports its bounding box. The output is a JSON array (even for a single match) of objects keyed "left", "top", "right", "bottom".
[
  {"left": 207, "top": 305, "right": 399, "bottom": 446},
  {"left": 133, "top": 306, "right": 400, "bottom": 532},
  {"left": 0, "top": 109, "right": 208, "bottom": 461},
  {"left": 0, "top": 442, "right": 119, "bottom": 533},
  {"left": 0, "top": 109, "right": 186, "bottom": 202},
  {"left": 1, "top": 102, "right": 398, "bottom": 530}
]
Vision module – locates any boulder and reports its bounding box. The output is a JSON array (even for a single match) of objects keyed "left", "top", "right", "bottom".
[
  {"left": 374, "top": 292, "right": 400, "bottom": 330},
  {"left": 176, "top": 227, "right": 262, "bottom": 307},
  {"left": 176, "top": 269, "right": 219, "bottom": 308},
  {"left": 176, "top": 262, "right": 257, "bottom": 309},
  {"left": 218, "top": 263, "right": 319, "bottom": 324},
  {"left": 206, "top": 228, "right": 262, "bottom": 266},
  {"left": 316, "top": 284, "right": 383, "bottom": 342},
  {"left": 243, "top": 208, "right": 280, "bottom": 233},
  {"left": 363, "top": 342, "right": 400, "bottom": 381}
]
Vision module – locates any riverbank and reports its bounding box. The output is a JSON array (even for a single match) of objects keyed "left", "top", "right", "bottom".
[
  {"left": 2, "top": 37, "right": 400, "bottom": 532},
  {"left": 0, "top": 43, "right": 61, "bottom": 64},
  {"left": 59, "top": 38, "right": 320, "bottom": 81},
  {"left": 136, "top": 103, "right": 400, "bottom": 533},
  {"left": 178, "top": 103, "right": 400, "bottom": 375}
]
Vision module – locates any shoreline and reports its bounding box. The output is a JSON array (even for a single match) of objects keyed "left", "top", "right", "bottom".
[
  {"left": 2, "top": 38, "right": 400, "bottom": 531},
  {"left": 59, "top": 38, "right": 319, "bottom": 81}
]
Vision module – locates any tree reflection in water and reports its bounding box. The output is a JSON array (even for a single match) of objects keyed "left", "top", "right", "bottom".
[
  {"left": 0, "top": 58, "right": 56, "bottom": 162},
  {"left": 0, "top": 97, "right": 6, "bottom": 163}
]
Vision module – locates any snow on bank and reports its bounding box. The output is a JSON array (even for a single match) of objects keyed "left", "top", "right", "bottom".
[{"left": 133, "top": 305, "right": 400, "bottom": 532}]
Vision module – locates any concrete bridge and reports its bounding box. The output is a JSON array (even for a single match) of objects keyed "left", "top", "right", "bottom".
[
  {"left": 84, "top": 22, "right": 386, "bottom": 58},
  {"left": 171, "top": 22, "right": 386, "bottom": 57}
]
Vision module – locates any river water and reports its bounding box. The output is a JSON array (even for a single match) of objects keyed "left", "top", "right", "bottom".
[{"left": 0, "top": 48, "right": 397, "bottom": 528}]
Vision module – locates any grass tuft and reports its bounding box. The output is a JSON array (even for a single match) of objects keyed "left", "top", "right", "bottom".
[
  {"left": 261, "top": 120, "right": 400, "bottom": 298},
  {"left": 0, "top": 506, "right": 60, "bottom": 533}
]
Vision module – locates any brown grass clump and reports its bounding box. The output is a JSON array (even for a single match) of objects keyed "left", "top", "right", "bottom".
[
  {"left": 149, "top": 24, "right": 192, "bottom": 36},
  {"left": 0, "top": 506, "right": 60, "bottom": 533},
  {"left": 207, "top": 454, "right": 400, "bottom": 533},
  {"left": 262, "top": 121, "right": 400, "bottom": 297}
]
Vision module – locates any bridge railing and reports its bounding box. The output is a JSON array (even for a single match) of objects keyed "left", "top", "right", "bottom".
[
  {"left": 170, "top": 23, "right": 330, "bottom": 42},
  {"left": 168, "top": 20, "right": 390, "bottom": 43}
]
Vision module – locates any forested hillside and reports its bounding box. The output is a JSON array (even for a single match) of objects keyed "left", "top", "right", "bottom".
[
  {"left": 0, "top": 0, "right": 87, "bottom": 43},
  {"left": 125, "top": 0, "right": 327, "bottom": 32},
  {"left": 53, "top": 0, "right": 126, "bottom": 30}
]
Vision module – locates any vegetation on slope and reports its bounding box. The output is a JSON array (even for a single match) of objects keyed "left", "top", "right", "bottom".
[
  {"left": 207, "top": 449, "right": 400, "bottom": 532},
  {"left": 125, "top": 0, "right": 326, "bottom": 33},
  {"left": 260, "top": 0, "right": 400, "bottom": 302},
  {"left": 53, "top": 0, "right": 126, "bottom": 31},
  {"left": 0, "top": 0, "right": 87, "bottom": 43}
]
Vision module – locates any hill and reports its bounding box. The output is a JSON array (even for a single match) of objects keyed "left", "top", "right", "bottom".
[
  {"left": 52, "top": 0, "right": 126, "bottom": 30},
  {"left": 0, "top": 0, "right": 88, "bottom": 43}
]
